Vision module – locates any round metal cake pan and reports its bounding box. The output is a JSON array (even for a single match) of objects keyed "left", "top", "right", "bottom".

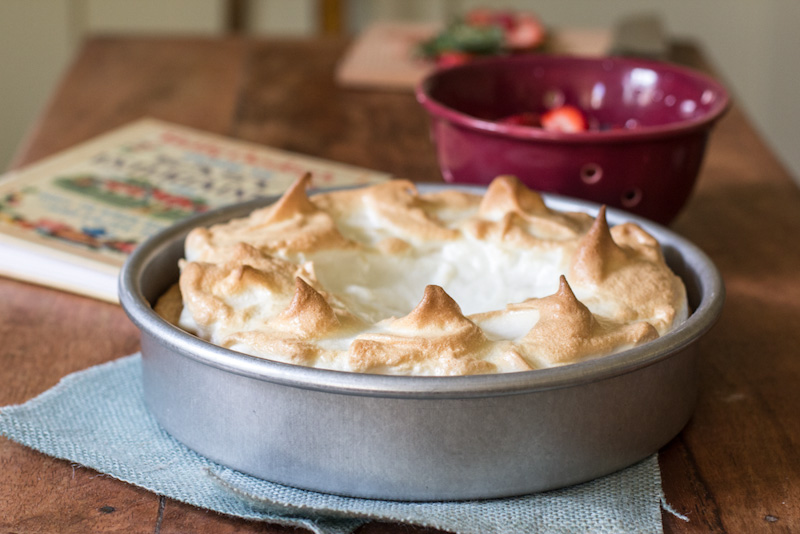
[{"left": 119, "top": 184, "right": 725, "bottom": 501}]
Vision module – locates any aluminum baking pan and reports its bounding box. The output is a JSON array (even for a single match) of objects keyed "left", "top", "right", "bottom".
[{"left": 119, "top": 184, "right": 724, "bottom": 501}]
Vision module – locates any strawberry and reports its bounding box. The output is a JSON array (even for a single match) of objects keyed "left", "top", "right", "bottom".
[
  {"left": 540, "top": 105, "right": 588, "bottom": 133},
  {"left": 492, "top": 11, "right": 517, "bottom": 31},
  {"left": 435, "top": 51, "right": 473, "bottom": 68},
  {"left": 504, "top": 14, "right": 546, "bottom": 50}
]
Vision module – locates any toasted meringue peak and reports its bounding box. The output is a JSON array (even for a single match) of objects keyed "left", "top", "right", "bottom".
[
  {"left": 361, "top": 180, "right": 461, "bottom": 242},
  {"left": 569, "top": 206, "right": 627, "bottom": 283},
  {"left": 479, "top": 175, "right": 548, "bottom": 217},
  {"left": 178, "top": 262, "right": 235, "bottom": 327},
  {"left": 567, "top": 207, "right": 687, "bottom": 334},
  {"left": 348, "top": 290, "right": 493, "bottom": 376},
  {"left": 157, "top": 175, "right": 688, "bottom": 376},
  {"left": 529, "top": 276, "right": 597, "bottom": 335},
  {"left": 273, "top": 277, "right": 341, "bottom": 338},
  {"left": 192, "top": 175, "right": 354, "bottom": 256},
  {"left": 392, "top": 285, "right": 473, "bottom": 331},
  {"left": 521, "top": 276, "right": 659, "bottom": 366},
  {"left": 175, "top": 251, "right": 310, "bottom": 339},
  {"left": 469, "top": 176, "right": 589, "bottom": 245},
  {"left": 261, "top": 172, "right": 317, "bottom": 224},
  {"left": 610, "top": 222, "right": 663, "bottom": 264}
]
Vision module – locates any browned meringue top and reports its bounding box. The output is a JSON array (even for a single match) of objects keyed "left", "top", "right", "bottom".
[{"left": 156, "top": 174, "right": 688, "bottom": 376}]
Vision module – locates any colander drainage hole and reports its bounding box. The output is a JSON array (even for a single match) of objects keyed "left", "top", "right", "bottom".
[
  {"left": 580, "top": 163, "right": 603, "bottom": 184},
  {"left": 621, "top": 188, "right": 643, "bottom": 207}
]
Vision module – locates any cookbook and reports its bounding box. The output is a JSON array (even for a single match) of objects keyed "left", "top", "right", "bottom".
[{"left": 0, "top": 119, "right": 389, "bottom": 302}]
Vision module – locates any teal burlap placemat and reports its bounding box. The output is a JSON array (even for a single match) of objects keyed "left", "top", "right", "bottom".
[{"left": 0, "top": 354, "right": 675, "bottom": 533}]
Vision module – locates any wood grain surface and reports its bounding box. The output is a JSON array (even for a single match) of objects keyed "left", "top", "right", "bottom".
[{"left": 1, "top": 36, "right": 799, "bottom": 533}]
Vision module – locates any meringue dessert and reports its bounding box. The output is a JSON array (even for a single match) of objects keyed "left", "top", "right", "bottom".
[{"left": 155, "top": 174, "right": 688, "bottom": 376}]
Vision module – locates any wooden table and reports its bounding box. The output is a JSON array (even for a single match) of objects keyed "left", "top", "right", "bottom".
[{"left": 1, "top": 36, "right": 799, "bottom": 534}]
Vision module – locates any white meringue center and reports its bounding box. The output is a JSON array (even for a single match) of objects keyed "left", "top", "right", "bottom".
[{"left": 306, "top": 238, "right": 566, "bottom": 323}]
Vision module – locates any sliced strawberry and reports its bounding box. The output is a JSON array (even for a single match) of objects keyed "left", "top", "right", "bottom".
[
  {"left": 504, "top": 14, "right": 546, "bottom": 50},
  {"left": 540, "top": 105, "right": 588, "bottom": 133},
  {"left": 436, "top": 51, "right": 473, "bottom": 68}
]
